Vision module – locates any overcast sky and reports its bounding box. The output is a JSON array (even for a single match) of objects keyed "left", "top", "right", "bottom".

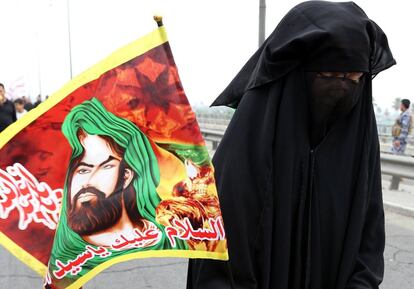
[{"left": 0, "top": 0, "right": 412, "bottom": 109}]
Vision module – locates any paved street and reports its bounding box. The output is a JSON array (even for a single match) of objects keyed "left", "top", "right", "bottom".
[
  {"left": 0, "top": 210, "right": 412, "bottom": 288},
  {"left": 0, "top": 249, "right": 189, "bottom": 288},
  {"left": 382, "top": 211, "right": 414, "bottom": 289}
]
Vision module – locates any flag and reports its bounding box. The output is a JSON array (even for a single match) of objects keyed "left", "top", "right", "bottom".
[
  {"left": 6, "top": 76, "right": 27, "bottom": 100},
  {"left": 0, "top": 25, "right": 228, "bottom": 289}
]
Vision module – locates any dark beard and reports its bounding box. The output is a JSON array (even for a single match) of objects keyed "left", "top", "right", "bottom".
[{"left": 67, "top": 186, "right": 123, "bottom": 236}]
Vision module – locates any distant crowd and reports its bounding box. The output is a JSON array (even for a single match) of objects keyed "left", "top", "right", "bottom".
[{"left": 0, "top": 82, "right": 46, "bottom": 133}]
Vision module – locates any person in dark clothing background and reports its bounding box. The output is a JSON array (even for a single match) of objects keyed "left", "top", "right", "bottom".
[
  {"left": 22, "top": 95, "right": 35, "bottom": 111},
  {"left": 187, "top": 2, "right": 395, "bottom": 289},
  {"left": 0, "top": 83, "right": 17, "bottom": 133}
]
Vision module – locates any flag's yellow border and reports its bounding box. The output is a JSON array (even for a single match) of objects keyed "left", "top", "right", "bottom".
[
  {"left": 0, "top": 26, "right": 168, "bottom": 149},
  {"left": 0, "top": 26, "right": 229, "bottom": 286},
  {"left": 66, "top": 250, "right": 228, "bottom": 289},
  {"left": 0, "top": 27, "right": 170, "bottom": 274},
  {"left": 0, "top": 231, "right": 47, "bottom": 275}
]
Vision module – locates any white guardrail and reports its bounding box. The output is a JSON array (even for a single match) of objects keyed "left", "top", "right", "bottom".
[{"left": 199, "top": 127, "right": 414, "bottom": 191}]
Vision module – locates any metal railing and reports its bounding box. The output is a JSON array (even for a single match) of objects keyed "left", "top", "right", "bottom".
[
  {"left": 381, "top": 154, "right": 414, "bottom": 190},
  {"left": 200, "top": 128, "right": 414, "bottom": 191}
]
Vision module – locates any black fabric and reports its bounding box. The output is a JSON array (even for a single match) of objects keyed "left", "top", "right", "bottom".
[
  {"left": 212, "top": 1, "right": 395, "bottom": 109},
  {"left": 187, "top": 1, "right": 395, "bottom": 289},
  {"left": 307, "top": 73, "right": 365, "bottom": 147},
  {"left": 24, "top": 102, "right": 35, "bottom": 111},
  {"left": 0, "top": 99, "right": 17, "bottom": 133}
]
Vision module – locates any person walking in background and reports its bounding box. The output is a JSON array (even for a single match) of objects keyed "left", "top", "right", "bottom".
[
  {"left": 14, "top": 98, "right": 27, "bottom": 120},
  {"left": 0, "top": 83, "right": 17, "bottom": 133},
  {"left": 22, "top": 96, "right": 34, "bottom": 111},
  {"left": 392, "top": 99, "right": 412, "bottom": 155}
]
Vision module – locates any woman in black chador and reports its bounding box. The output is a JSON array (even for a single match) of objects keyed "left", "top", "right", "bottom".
[{"left": 187, "top": 1, "right": 395, "bottom": 289}]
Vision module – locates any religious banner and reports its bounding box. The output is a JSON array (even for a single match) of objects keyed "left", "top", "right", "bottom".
[{"left": 0, "top": 25, "right": 228, "bottom": 289}]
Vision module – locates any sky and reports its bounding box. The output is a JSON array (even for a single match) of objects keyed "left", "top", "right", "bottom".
[{"left": 0, "top": 0, "right": 412, "bottom": 110}]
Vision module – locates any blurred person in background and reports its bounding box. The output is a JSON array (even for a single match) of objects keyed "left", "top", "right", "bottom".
[
  {"left": 22, "top": 95, "right": 34, "bottom": 111},
  {"left": 14, "top": 98, "right": 27, "bottom": 120},
  {"left": 391, "top": 99, "right": 412, "bottom": 155},
  {"left": 34, "top": 94, "right": 42, "bottom": 107},
  {"left": 0, "top": 83, "right": 17, "bottom": 132}
]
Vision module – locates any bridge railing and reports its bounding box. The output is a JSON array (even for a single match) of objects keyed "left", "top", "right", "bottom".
[{"left": 200, "top": 127, "right": 414, "bottom": 191}]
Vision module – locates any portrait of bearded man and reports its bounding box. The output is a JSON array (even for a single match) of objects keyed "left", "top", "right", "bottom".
[
  {"left": 65, "top": 129, "right": 155, "bottom": 247},
  {"left": 62, "top": 99, "right": 162, "bottom": 247},
  {"left": 48, "top": 98, "right": 188, "bottom": 281}
]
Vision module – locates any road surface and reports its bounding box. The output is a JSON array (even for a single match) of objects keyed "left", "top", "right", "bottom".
[{"left": 1, "top": 211, "right": 412, "bottom": 288}]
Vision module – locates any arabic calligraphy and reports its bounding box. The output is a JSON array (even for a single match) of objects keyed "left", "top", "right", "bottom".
[
  {"left": 111, "top": 227, "right": 162, "bottom": 250},
  {"left": 43, "top": 269, "right": 53, "bottom": 287},
  {"left": 51, "top": 217, "right": 225, "bottom": 280},
  {"left": 0, "top": 163, "right": 62, "bottom": 230},
  {"left": 53, "top": 246, "right": 111, "bottom": 279},
  {"left": 165, "top": 217, "right": 225, "bottom": 248}
]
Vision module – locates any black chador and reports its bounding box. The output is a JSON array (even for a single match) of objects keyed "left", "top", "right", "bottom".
[{"left": 187, "top": 1, "right": 395, "bottom": 289}]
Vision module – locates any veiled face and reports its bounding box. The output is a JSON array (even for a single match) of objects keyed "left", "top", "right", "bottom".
[
  {"left": 306, "top": 71, "right": 365, "bottom": 127},
  {"left": 308, "top": 72, "right": 364, "bottom": 107},
  {"left": 316, "top": 72, "right": 364, "bottom": 83}
]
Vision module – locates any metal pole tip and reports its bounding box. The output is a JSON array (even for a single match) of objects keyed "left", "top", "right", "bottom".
[{"left": 153, "top": 15, "right": 163, "bottom": 27}]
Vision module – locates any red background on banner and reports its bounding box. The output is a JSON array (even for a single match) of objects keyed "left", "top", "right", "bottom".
[{"left": 0, "top": 42, "right": 204, "bottom": 265}]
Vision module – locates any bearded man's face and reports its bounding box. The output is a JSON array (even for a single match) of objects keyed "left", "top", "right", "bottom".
[{"left": 67, "top": 134, "right": 133, "bottom": 236}]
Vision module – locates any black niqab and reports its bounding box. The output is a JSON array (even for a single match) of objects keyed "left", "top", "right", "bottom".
[
  {"left": 307, "top": 73, "right": 365, "bottom": 147},
  {"left": 188, "top": 1, "right": 395, "bottom": 289}
]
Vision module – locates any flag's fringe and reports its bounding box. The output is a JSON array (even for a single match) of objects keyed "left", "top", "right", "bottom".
[
  {"left": 0, "top": 232, "right": 47, "bottom": 276},
  {"left": 0, "top": 26, "right": 168, "bottom": 149},
  {"left": 66, "top": 250, "right": 229, "bottom": 289}
]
